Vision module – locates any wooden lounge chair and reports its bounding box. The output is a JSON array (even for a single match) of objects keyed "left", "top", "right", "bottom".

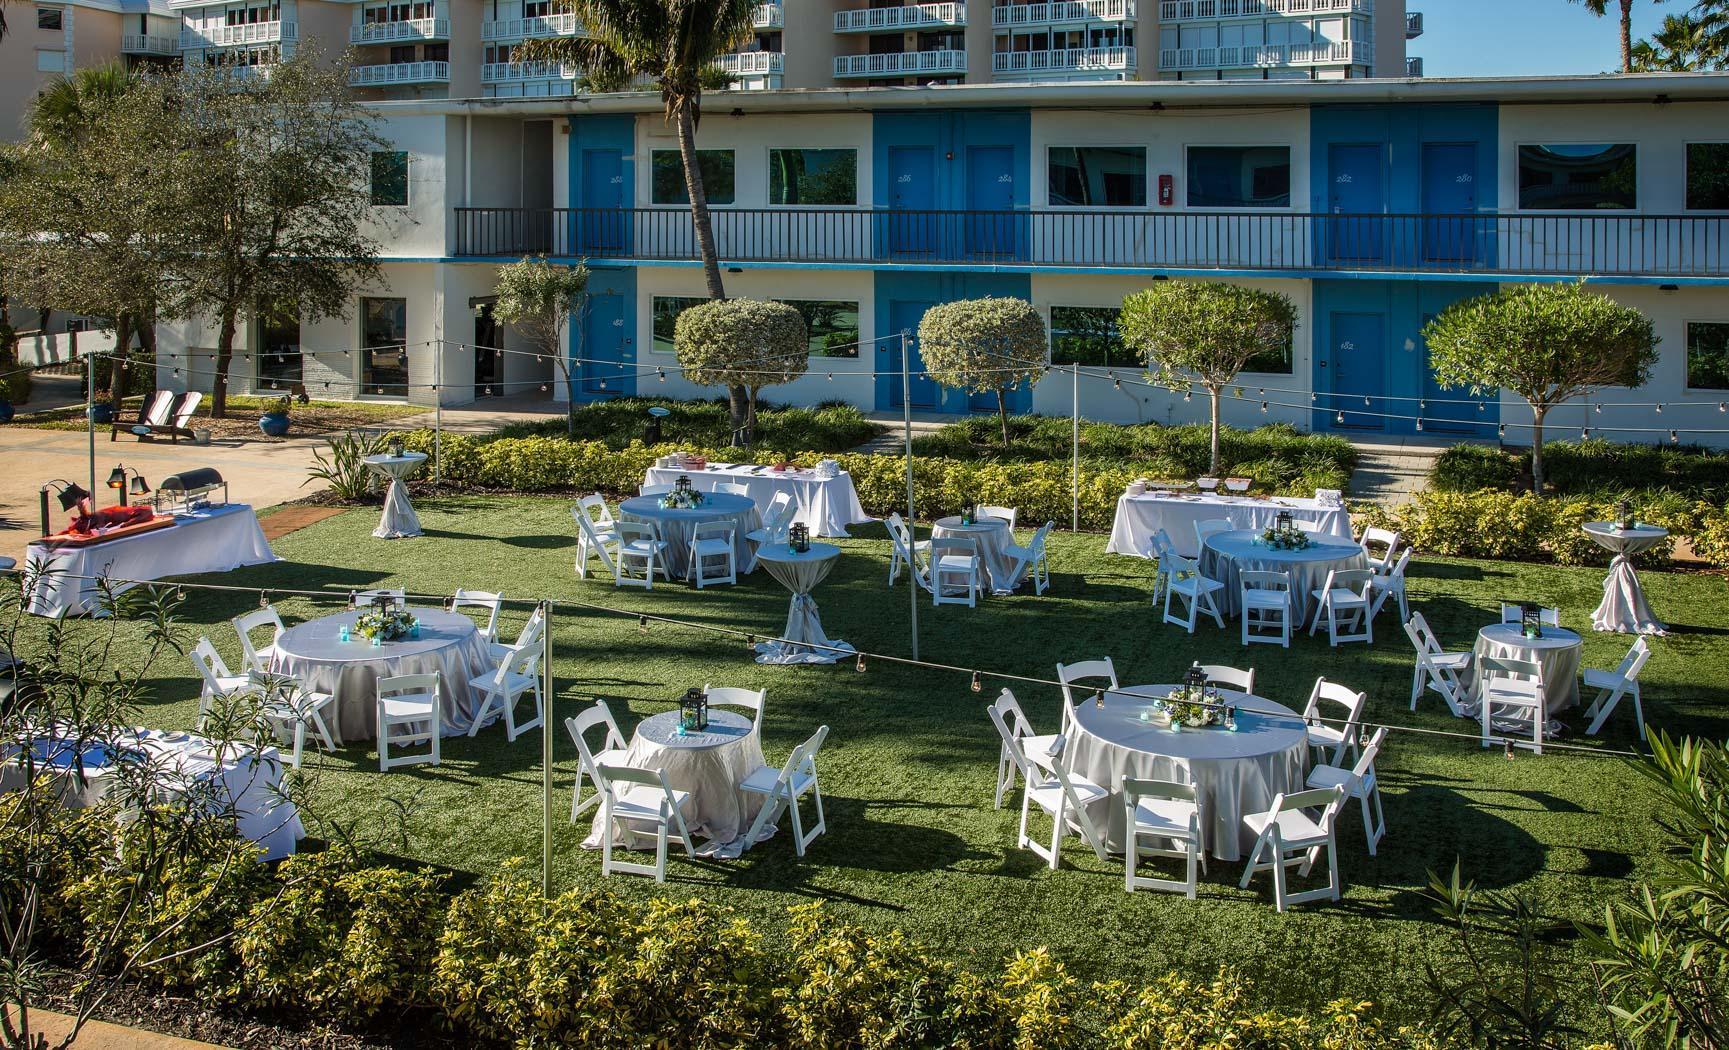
[
  {"left": 151, "top": 391, "right": 203, "bottom": 444},
  {"left": 114, "top": 390, "right": 174, "bottom": 442}
]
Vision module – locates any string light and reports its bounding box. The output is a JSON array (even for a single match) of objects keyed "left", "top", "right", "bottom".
[
  {"left": 1183, "top": 390, "right": 1192, "bottom": 402},
  {"left": 1596, "top": 403, "right": 1604, "bottom": 413},
  {"left": 1363, "top": 395, "right": 1371, "bottom": 406},
  {"left": 1656, "top": 403, "right": 1664, "bottom": 413},
  {"left": 1418, "top": 399, "right": 1426, "bottom": 411},
  {"left": 657, "top": 369, "right": 666, "bottom": 382},
  {"left": 1582, "top": 427, "right": 1591, "bottom": 439},
  {"left": 258, "top": 590, "right": 270, "bottom": 608},
  {"left": 1310, "top": 392, "right": 1317, "bottom": 403},
  {"left": 855, "top": 652, "right": 866, "bottom": 673},
  {"left": 1093, "top": 689, "right": 1104, "bottom": 708},
  {"left": 540, "top": 383, "right": 550, "bottom": 392},
  {"left": 1498, "top": 423, "right": 1507, "bottom": 438},
  {"left": 1504, "top": 737, "right": 1515, "bottom": 760},
  {"left": 1113, "top": 378, "right": 1121, "bottom": 390},
  {"left": 745, "top": 633, "right": 755, "bottom": 650},
  {"left": 1415, "top": 419, "right": 1424, "bottom": 431},
  {"left": 1336, "top": 410, "right": 1345, "bottom": 423},
  {"left": 1477, "top": 402, "right": 1485, "bottom": 412},
  {"left": 346, "top": 590, "right": 357, "bottom": 610},
  {"left": 638, "top": 614, "right": 648, "bottom": 633},
  {"left": 1670, "top": 429, "right": 1679, "bottom": 443},
  {"left": 1259, "top": 401, "right": 1268, "bottom": 413},
  {"left": 970, "top": 671, "right": 982, "bottom": 693}
]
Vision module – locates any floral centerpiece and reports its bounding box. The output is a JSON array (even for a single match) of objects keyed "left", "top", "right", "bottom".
[
  {"left": 355, "top": 606, "right": 417, "bottom": 642},
  {"left": 661, "top": 475, "right": 705, "bottom": 510},
  {"left": 1262, "top": 509, "right": 1311, "bottom": 551},
  {"left": 1161, "top": 665, "right": 1227, "bottom": 729}
]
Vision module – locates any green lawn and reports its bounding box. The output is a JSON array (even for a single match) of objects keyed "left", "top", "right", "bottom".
[{"left": 15, "top": 495, "right": 1726, "bottom": 1034}]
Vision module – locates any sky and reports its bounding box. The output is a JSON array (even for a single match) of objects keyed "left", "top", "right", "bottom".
[{"left": 1413, "top": 0, "right": 1676, "bottom": 77}]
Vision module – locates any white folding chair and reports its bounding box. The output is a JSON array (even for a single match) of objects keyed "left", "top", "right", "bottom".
[
  {"left": 885, "top": 513, "right": 931, "bottom": 591},
  {"left": 689, "top": 522, "right": 737, "bottom": 589},
  {"left": 1194, "top": 517, "right": 1232, "bottom": 553},
  {"left": 978, "top": 505, "right": 1018, "bottom": 531},
  {"left": 356, "top": 588, "right": 407, "bottom": 609},
  {"left": 1500, "top": 604, "right": 1560, "bottom": 627},
  {"left": 1162, "top": 553, "right": 1225, "bottom": 634},
  {"left": 1314, "top": 488, "right": 1343, "bottom": 504},
  {"left": 638, "top": 483, "right": 674, "bottom": 496},
  {"left": 573, "top": 496, "right": 619, "bottom": 580},
  {"left": 1478, "top": 655, "right": 1547, "bottom": 755},
  {"left": 467, "top": 642, "right": 544, "bottom": 742},
  {"left": 450, "top": 589, "right": 504, "bottom": 643},
  {"left": 703, "top": 684, "right": 765, "bottom": 730},
  {"left": 232, "top": 606, "right": 285, "bottom": 675},
  {"left": 1056, "top": 658, "right": 1119, "bottom": 709},
  {"left": 1582, "top": 638, "right": 1652, "bottom": 739},
  {"left": 1239, "top": 786, "right": 1346, "bottom": 912},
  {"left": 376, "top": 671, "right": 441, "bottom": 771},
  {"left": 565, "top": 701, "right": 630, "bottom": 821},
  {"left": 1307, "top": 727, "right": 1388, "bottom": 856},
  {"left": 191, "top": 637, "right": 251, "bottom": 728},
  {"left": 987, "top": 689, "right": 1060, "bottom": 809},
  {"left": 614, "top": 521, "right": 669, "bottom": 589},
  {"left": 714, "top": 481, "right": 752, "bottom": 500},
  {"left": 1404, "top": 612, "right": 1470, "bottom": 716},
  {"left": 1196, "top": 663, "right": 1255, "bottom": 695},
  {"left": 1122, "top": 776, "right": 1204, "bottom": 899},
  {"left": 1309, "top": 568, "right": 1375, "bottom": 646},
  {"left": 931, "top": 536, "right": 982, "bottom": 608},
  {"left": 759, "top": 492, "right": 795, "bottom": 543},
  {"left": 596, "top": 763, "right": 695, "bottom": 883},
  {"left": 489, "top": 604, "right": 545, "bottom": 664},
  {"left": 1368, "top": 548, "right": 1412, "bottom": 624},
  {"left": 1240, "top": 569, "right": 1293, "bottom": 648},
  {"left": 256, "top": 677, "right": 337, "bottom": 770},
  {"left": 1360, "top": 526, "right": 1402, "bottom": 575},
  {"left": 1301, "top": 677, "right": 1368, "bottom": 767},
  {"left": 990, "top": 726, "right": 1109, "bottom": 871},
  {"left": 740, "top": 724, "right": 829, "bottom": 855},
  {"left": 1003, "top": 521, "right": 1053, "bottom": 595},
  {"left": 1145, "top": 528, "right": 1175, "bottom": 605}
]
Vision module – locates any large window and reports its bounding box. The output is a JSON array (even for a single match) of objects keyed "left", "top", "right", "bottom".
[
  {"left": 1244, "top": 335, "right": 1293, "bottom": 375},
  {"left": 258, "top": 312, "right": 301, "bottom": 390},
  {"left": 1049, "top": 306, "right": 1136, "bottom": 367},
  {"left": 36, "top": 7, "right": 62, "bottom": 30},
  {"left": 1048, "top": 147, "right": 1146, "bottom": 208},
  {"left": 778, "top": 299, "right": 860, "bottom": 358},
  {"left": 650, "top": 295, "right": 706, "bottom": 354},
  {"left": 1687, "top": 322, "right": 1729, "bottom": 390},
  {"left": 1687, "top": 143, "right": 1729, "bottom": 211},
  {"left": 769, "top": 149, "right": 857, "bottom": 206},
  {"left": 370, "top": 151, "right": 409, "bottom": 206},
  {"left": 361, "top": 297, "right": 408, "bottom": 395},
  {"left": 651, "top": 150, "right": 735, "bottom": 205},
  {"left": 1518, "top": 144, "right": 1637, "bottom": 211},
  {"left": 1186, "top": 146, "right": 1291, "bottom": 209}
]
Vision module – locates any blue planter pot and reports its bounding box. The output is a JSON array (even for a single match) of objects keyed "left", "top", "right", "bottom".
[
  {"left": 258, "top": 412, "right": 291, "bottom": 438},
  {"left": 0, "top": 399, "right": 13, "bottom": 424},
  {"left": 87, "top": 403, "right": 114, "bottom": 425}
]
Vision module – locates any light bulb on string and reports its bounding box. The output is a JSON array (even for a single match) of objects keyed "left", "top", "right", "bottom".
[
  {"left": 827, "top": 373, "right": 834, "bottom": 381},
  {"left": 1595, "top": 403, "right": 1603, "bottom": 414},
  {"left": 1363, "top": 395, "right": 1371, "bottom": 407},
  {"left": 1093, "top": 689, "right": 1104, "bottom": 709},
  {"left": 259, "top": 590, "right": 270, "bottom": 608},
  {"left": 1582, "top": 427, "right": 1591, "bottom": 439},
  {"left": 657, "top": 369, "right": 666, "bottom": 383},
  {"left": 1504, "top": 737, "right": 1515, "bottom": 761},
  {"left": 1415, "top": 419, "right": 1424, "bottom": 432},
  {"left": 1477, "top": 402, "right": 1485, "bottom": 412},
  {"left": 1498, "top": 423, "right": 1507, "bottom": 438},
  {"left": 1419, "top": 399, "right": 1427, "bottom": 411},
  {"left": 1260, "top": 401, "right": 1268, "bottom": 413},
  {"left": 970, "top": 671, "right": 982, "bottom": 693},
  {"left": 1670, "top": 429, "right": 1679, "bottom": 443},
  {"left": 638, "top": 615, "right": 648, "bottom": 634},
  {"left": 1656, "top": 403, "right": 1664, "bottom": 413},
  {"left": 1183, "top": 390, "right": 1191, "bottom": 402},
  {"left": 1336, "top": 410, "right": 1345, "bottom": 424},
  {"left": 855, "top": 652, "right": 867, "bottom": 673},
  {"left": 1113, "top": 379, "right": 1121, "bottom": 390},
  {"left": 1310, "top": 392, "right": 1317, "bottom": 403},
  {"left": 540, "top": 383, "right": 549, "bottom": 392},
  {"left": 1720, "top": 402, "right": 1727, "bottom": 412}
]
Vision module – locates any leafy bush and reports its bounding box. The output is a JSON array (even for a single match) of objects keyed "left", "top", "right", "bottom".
[
  {"left": 496, "top": 397, "right": 878, "bottom": 453},
  {"left": 1431, "top": 439, "right": 1729, "bottom": 502},
  {"left": 1430, "top": 446, "right": 1522, "bottom": 493},
  {"left": 305, "top": 429, "right": 388, "bottom": 501},
  {"left": 0, "top": 789, "right": 110, "bottom": 944}
]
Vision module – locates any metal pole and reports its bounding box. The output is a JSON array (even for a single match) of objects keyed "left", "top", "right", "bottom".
[
  {"left": 901, "top": 330, "right": 919, "bottom": 662},
  {"left": 85, "top": 350, "right": 96, "bottom": 503},
  {"left": 1071, "top": 366, "right": 1079, "bottom": 534},
  {"left": 540, "top": 599, "right": 554, "bottom": 904},
  {"left": 434, "top": 345, "right": 444, "bottom": 485}
]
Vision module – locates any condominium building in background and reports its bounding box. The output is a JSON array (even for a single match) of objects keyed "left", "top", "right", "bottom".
[{"left": 0, "top": 0, "right": 178, "bottom": 136}]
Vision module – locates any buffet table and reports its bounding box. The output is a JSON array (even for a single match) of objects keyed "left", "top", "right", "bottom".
[
  {"left": 1106, "top": 493, "right": 1350, "bottom": 560},
  {"left": 643, "top": 463, "right": 871, "bottom": 537}
]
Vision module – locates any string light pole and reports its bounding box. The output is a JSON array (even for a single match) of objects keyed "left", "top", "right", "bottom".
[
  {"left": 539, "top": 599, "right": 555, "bottom": 902},
  {"left": 900, "top": 329, "right": 920, "bottom": 662},
  {"left": 84, "top": 349, "right": 97, "bottom": 504},
  {"left": 1071, "top": 364, "right": 1080, "bottom": 533}
]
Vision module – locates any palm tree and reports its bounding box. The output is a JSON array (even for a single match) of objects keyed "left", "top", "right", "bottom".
[
  {"left": 1568, "top": 0, "right": 1667, "bottom": 73},
  {"left": 1631, "top": 11, "right": 1726, "bottom": 68}
]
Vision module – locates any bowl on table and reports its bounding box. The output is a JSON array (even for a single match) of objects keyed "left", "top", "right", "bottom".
[{"left": 1196, "top": 477, "right": 1220, "bottom": 492}]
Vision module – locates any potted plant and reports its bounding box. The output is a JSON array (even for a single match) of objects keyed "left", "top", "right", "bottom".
[
  {"left": 86, "top": 394, "right": 115, "bottom": 425},
  {"left": 258, "top": 395, "right": 291, "bottom": 438},
  {"left": 0, "top": 397, "right": 13, "bottom": 424}
]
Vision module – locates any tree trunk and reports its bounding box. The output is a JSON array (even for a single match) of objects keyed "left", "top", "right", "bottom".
[
  {"left": 108, "top": 311, "right": 130, "bottom": 440},
  {"left": 746, "top": 386, "right": 760, "bottom": 436},
  {"left": 212, "top": 304, "right": 237, "bottom": 419},
  {"left": 727, "top": 385, "right": 749, "bottom": 446},
  {"left": 133, "top": 314, "right": 157, "bottom": 391},
  {"left": 1529, "top": 403, "right": 1548, "bottom": 495},
  {"left": 1619, "top": 0, "right": 1633, "bottom": 72},
  {"left": 1207, "top": 386, "right": 1223, "bottom": 474},
  {"left": 996, "top": 387, "right": 1012, "bottom": 448},
  {"left": 674, "top": 105, "right": 726, "bottom": 302}
]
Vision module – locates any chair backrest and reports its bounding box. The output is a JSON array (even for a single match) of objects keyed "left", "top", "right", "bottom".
[
  {"left": 1122, "top": 776, "right": 1196, "bottom": 805},
  {"left": 1383, "top": 547, "right": 1413, "bottom": 581},
  {"left": 886, "top": 517, "right": 929, "bottom": 587},
  {"left": 1404, "top": 611, "right": 1442, "bottom": 656},
  {"left": 190, "top": 637, "right": 235, "bottom": 692},
  {"left": 142, "top": 390, "right": 175, "bottom": 426},
  {"left": 576, "top": 493, "right": 614, "bottom": 528},
  {"left": 1480, "top": 655, "right": 1544, "bottom": 686},
  {"left": 1194, "top": 518, "right": 1232, "bottom": 549},
  {"left": 992, "top": 688, "right": 1040, "bottom": 742},
  {"left": 1274, "top": 786, "right": 1347, "bottom": 831},
  {"left": 693, "top": 521, "right": 735, "bottom": 544},
  {"left": 790, "top": 724, "right": 830, "bottom": 784},
  {"left": 703, "top": 684, "right": 765, "bottom": 727},
  {"left": 1197, "top": 664, "right": 1255, "bottom": 694},
  {"left": 357, "top": 588, "right": 406, "bottom": 609},
  {"left": 1326, "top": 568, "right": 1376, "bottom": 597},
  {"left": 1056, "top": 659, "right": 1118, "bottom": 707},
  {"left": 496, "top": 636, "right": 542, "bottom": 682},
  {"left": 232, "top": 607, "right": 285, "bottom": 669},
  {"left": 615, "top": 520, "right": 658, "bottom": 544},
  {"left": 575, "top": 513, "right": 619, "bottom": 567},
  {"left": 1030, "top": 521, "right": 1055, "bottom": 554},
  {"left": 566, "top": 700, "right": 627, "bottom": 771},
  {"left": 1500, "top": 604, "right": 1560, "bottom": 626},
  {"left": 715, "top": 481, "right": 751, "bottom": 498},
  {"left": 1350, "top": 727, "right": 1388, "bottom": 782},
  {"left": 596, "top": 763, "right": 679, "bottom": 808},
  {"left": 1615, "top": 637, "right": 1653, "bottom": 682},
  {"left": 1305, "top": 677, "right": 1368, "bottom": 723},
  {"left": 987, "top": 700, "right": 1037, "bottom": 780},
  {"left": 378, "top": 671, "right": 440, "bottom": 704},
  {"left": 1163, "top": 551, "right": 1199, "bottom": 577},
  {"left": 451, "top": 589, "right": 503, "bottom": 639},
  {"left": 1240, "top": 569, "right": 1291, "bottom": 594},
  {"left": 761, "top": 494, "right": 795, "bottom": 539},
  {"left": 511, "top": 605, "right": 546, "bottom": 651},
  {"left": 639, "top": 483, "right": 673, "bottom": 496},
  {"left": 172, "top": 391, "right": 202, "bottom": 426},
  {"left": 1361, "top": 526, "right": 1400, "bottom": 556},
  {"left": 930, "top": 536, "right": 976, "bottom": 560},
  {"left": 1145, "top": 527, "right": 1174, "bottom": 561},
  {"left": 978, "top": 505, "right": 1017, "bottom": 530}
]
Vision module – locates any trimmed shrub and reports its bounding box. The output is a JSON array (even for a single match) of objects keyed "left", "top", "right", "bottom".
[
  {"left": 499, "top": 397, "right": 878, "bottom": 453},
  {"left": 1431, "top": 439, "right": 1729, "bottom": 502},
  {"left": 1430, "top": 446, "right": 1521, "bottom": 493},
  {"left": 0, "top": 788, "right": 110, "bottom": 944}
]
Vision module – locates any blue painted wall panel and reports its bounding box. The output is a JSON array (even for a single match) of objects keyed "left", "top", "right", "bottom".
[
  {"left": 873, "top": 270, "right": 1033, "bottom": 414},
  {"left": 567, "top": 116, "right": 638, "bottom": 401}
]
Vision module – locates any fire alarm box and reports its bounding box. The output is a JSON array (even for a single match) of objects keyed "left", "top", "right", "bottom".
[{"left": 1158, "top": 174, "right": 1174, "bottom": 207}]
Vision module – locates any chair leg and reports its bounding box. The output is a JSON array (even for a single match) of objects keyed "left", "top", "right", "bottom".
[
  {"left": 430, "top": 717, "right": 440, "bottom": 766},
  {"left": 1632, "top": 685, "right": 1646, "bottom": 741},
  {"left": 601, "top": 798, "right": 614, "bottom": 876},
  {"left": 1046, "top": 797, "right": 1065, "bottom": 870},
  {"left": 290, "top": 721, "right": 306, "bottom": 769},
  {"left": 790, "top": 790, "right": 807, "bottom": 857},
  {"left": 654, "top": 818, "right": 669, "bottom": 883}
]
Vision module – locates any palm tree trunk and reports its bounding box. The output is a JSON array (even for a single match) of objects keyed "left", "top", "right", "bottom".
[
  {"left": 673, "top": 103, "right": 746, "bottom": 436},
  {"left": 1619, "top": 0, "right": 1634, "bottom": 71}
]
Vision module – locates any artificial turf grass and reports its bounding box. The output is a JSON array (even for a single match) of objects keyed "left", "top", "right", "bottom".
[{"left": 22, "top": 494, "right": 1727, "bottom": 1036}]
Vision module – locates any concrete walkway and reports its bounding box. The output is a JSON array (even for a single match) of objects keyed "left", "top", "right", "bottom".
[{"left": 5, "top": 1008, "right": 231, "bottom": 1049}]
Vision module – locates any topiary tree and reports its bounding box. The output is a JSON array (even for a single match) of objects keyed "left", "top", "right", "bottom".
[
  {"left": 916, "top": 297, "right": 1047, "bottom": 448},
  {"left": 493, "top": 255, "right": 591, "bottom": 436},
  {"left": 673, "top": 298, "right": 807, "bottom": 446},
  {"left": 1422, "top": 282, "right": 1658, "bottom": 494},
  {"left": 1118, "top": 281, "right": 1297, "bottom": 475}
]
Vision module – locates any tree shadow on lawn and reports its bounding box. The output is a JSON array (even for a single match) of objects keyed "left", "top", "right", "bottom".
[{"left": 1382, "top": 782, "right": 1550, "bottom": 890}]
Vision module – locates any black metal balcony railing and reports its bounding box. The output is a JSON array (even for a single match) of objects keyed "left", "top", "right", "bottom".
[{"left": 452, "top": 208, "right": 1729, "bottom": 278}]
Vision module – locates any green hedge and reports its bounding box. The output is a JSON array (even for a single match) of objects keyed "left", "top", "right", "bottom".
[
  {"left": 496, "top": 397, "right": 880, "bottom": 454},
  {"left": 1431, "top": 439, "right": 1729, "bottom": 502}
]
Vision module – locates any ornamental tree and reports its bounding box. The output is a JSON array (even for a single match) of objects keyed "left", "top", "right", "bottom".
[
  {"left": 916, "top": 297, "right": 1048, "bottom": 448},
  {"left": 492, "top": 255, "right": 591, "bottom": 436},
  {"left": 1421, "top": 282, "right": 1658, "bottom": 494},
  {"left": 1118, "top": 281, "right": 1297, "bottom": 474},
  {"left": 673, "top": 298, "right": 807, "bottom": 446}
]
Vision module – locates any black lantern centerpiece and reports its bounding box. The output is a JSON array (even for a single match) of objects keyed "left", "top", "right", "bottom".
[
  {"left": 1184, "top": 663, "right": 1207, "bottom": 700},
  {"left": 387, "top": 435, "right": 406, "bottom": 459},
  {"left": 663, "top": 474, "right": 703, "bottom": 509},
  {"left": 1520, "top": 602, "right": 1544, "bottom": 640},
  {"left": 1276, "top": 509, "right": 1293, "bottom": 532},
  {"left": 676, "top": 475, "right": 693, "bottom": 496},
  {"left": 1263, "top": 508, "right": 1309, "bottom": 551},
  {"left": 960, "top": 501, "right": 975, "bottom": 526},
  {"left": 1615, "top": 499, "right": 1635, "bottom": 531},
  {"left": 788, "top": 522, "right": 810, "bottom": 554},
  {"left": 679, "top": 687, "right": 709, "bottom": 733}
]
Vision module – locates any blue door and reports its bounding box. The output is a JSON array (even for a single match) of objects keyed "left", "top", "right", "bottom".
[
  {"left": 580, "top": 289, "right": 626, "bottom": 398},
  {"left": 1421, "top": 143, "right": 1478, "bottom": 264},
  {"left": 579, "top": 149, "right": 626, "bottom": 253},
  {"left": 1326, "top": 144, "right": 1386, "bottom": 265},
  {"left": 887, "top": 300, "right": 939, "bottom": 409},
  {"left": 966, "top": 145, "right": 1017, "bottom": 258},
  {"left": 887, "top": 146, "right": 936, "bottom": 256},
  {"left": 1328, "top": 312, "right": 1384, "bottom": 430},
  {"left": 1419, "top": 311, "right": 1495, "bottom": 434}
]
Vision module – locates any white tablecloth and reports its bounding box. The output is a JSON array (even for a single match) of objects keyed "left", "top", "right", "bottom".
[
  {"left": 584, "top": 708, "right": 767, "bottom": 857},
  {"left": 363, "top": 453, "right": 427, "bottom": 539},
  {"left": 645, "top": 464, "right": 871, "bottom": 538},
  {"left": 1065, "top": 686, "right": 1309, "bottom": 862},
  {"left": 931, "top": 516, "right": 1025, "bottom": 595},
  {"left": 1583, "top": 522, "right": 1668, "bottom": 636},
  {"left": 1106, "top": 493, "right": 1351, "bottom": 560},
  {"left": 618, "top": 493, "right": 760, "bottom": 581},
  {"left": 755, "top": 544, "right": 852, "bottom": 665},
  {"left": 26, "top": 504, "right": 277, "bottom": 617},
  {"left": 1469, "top": 623, "right": 1582, "bottom": 716},
  {"left": 1200, "top": 530, "right": 1369, "bottom": 621},
  {"left": 271, "top": 608, "right": 495, "bottom": 744}
]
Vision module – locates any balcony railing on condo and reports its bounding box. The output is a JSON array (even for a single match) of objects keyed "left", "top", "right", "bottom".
[
  {"left": 717, "top": 51, "right": 784, "bottom": 74},
  {"left": 179, "top": 20, "right": 294, "bottom": 48},
  {"left": 835, "top": 3, "right": 966, "bottom": 32},
  {"left": 121, "top": 33, "right": 178, "bottom": 54},
  {"left": 1157, "top": 0, "right": 1370, "bottom": 20},
  {"left": 992, "top": 0, "right": 1135, "bottom": 27},
  {"left": 1405, "top": 55, "right": 1422, "bottom": 76},
  {"left": 1159, "top": 39, "right": 1369, "bottom": 69},
  {"left": 451, "top": 207, "right": 1729, "bottom": 279},
  {"left": 349, "top": 60, "right": 450, "bottom": 85},
  {"left": 349, "top": 17, "right": 449, "bottom": 44},
  {"left": 1405, "top": 10, "right": 1423, "bottom": 37},
  {"left": 482, "top": 60, "right": 578, "bottom": 83},
  {"left": 754, "top": 3, "right": 783, "bottom": 28},
  {"left": 833, "top": 50, "right": 966, "bottom": 77},
  {"left": 993, "top": 46, "right": 1134, "bottom": 73},
  {"left": 482, "top": 12, "right": 583, "bottom": 40}
]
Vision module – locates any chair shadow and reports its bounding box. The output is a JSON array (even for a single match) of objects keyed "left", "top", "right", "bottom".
[{"left": 499, "top": 534, "right": 576, "bottom": 551}]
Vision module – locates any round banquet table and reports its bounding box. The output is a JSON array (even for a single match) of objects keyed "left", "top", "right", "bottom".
[
  {"left": 931, "top": 515, "right": 1024, "bottom": 594},
  {"left": 584, "top": 708, "right": 767, "bottom": 857},
  {"left": 1582, "top": 522, "right": 1668, "bottom": 635},
  {"left": 362, "top": 452, "right": 427, "bottom": 539},
  {"left": 754, "top": 543, "right": 853, "bottom": 665},
  {"left": 1199, "top": 529, "right": 1369, "bottom": 622},
  {"left": 1064, "top": 685, "right": 1309, "bottom": 861},
  {"left": 617, "top": 493, "right": 760, "bottom": 581},
  {"left": 270, "top": 607, "right": 495, "bottom": 745},
  {"left": 1469, "top": 623, "right": 1582, "bottom": 716}
]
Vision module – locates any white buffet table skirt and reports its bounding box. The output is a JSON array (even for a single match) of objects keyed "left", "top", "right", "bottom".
[
  {"left": 270, "top": 608, "right": 495, "bottom": 744},
  {"left": 362, "top": 452, "right": 427, "bottom": 539},
  {"left": 931, "top": 516, "right": 1026, "bottom": 594},
  {"left": 1200, "top": 530, "right": 1370, "bottom": 621},
  {"left": 1468, "top": 623, "right": 1583, "bottom": 718},
  {"left": 644, "top": 464, "right": 871, "bottom": 538},
  {"left": 754, "top": 544, "right": 852, "bottom": 665},
  {"left": 584, "top": 708, "right": 768, "bottom": 859},
  {"left": 1106, "top": 493, "right": 1350, "bottom": 560},
  {"left": 26, "top": 504, "right": 277, "bottom": 617},
  {"left": 1582, "top": 522, "right": 1668, "bottom": 635},
  {"left": 618, "top": 493, "right": 761, "bottom": 581},
  {"left": 1064, "top": 686, "right": 1309, "bottom": 862}
]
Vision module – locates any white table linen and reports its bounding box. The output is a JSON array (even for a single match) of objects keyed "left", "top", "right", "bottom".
[
  {"left": 363, "top": 453, "right": 427, "bottom": 539},
  {"left": 26, "top": 504, "right": 277, "bottom": 617},
  {"left": 1469, "top": 623, "right": 1582, "bottom": 716},
  {"left": 754, "top": 544, "right": 852, "bottom": 665},
  {"left": 1106, "top": 493, "right": 1351, "bottom": 560},
  {"left": 1582, "top": 522, "right": 1668, "bottom": 636},
  {"left": 1200, "top": 530, "right": 1369, "bottom": 621},
  {"left": 271, "top": 608, "right": 494, "bottom": 744},
  {"left": 618, "top": 493, "right": 761, "bottom": 581},
  {"left": 645, "top": 464, "right": 870, "bottom": 538},
  {"left": 1065, "top": 686, "right": 1309, "bottom": 862},
  {"left": 584, "top": 708, "right": 767, "bottom": 858},
  {"left": 931, "top": 516, "right": 1025, "bottom": 595}
]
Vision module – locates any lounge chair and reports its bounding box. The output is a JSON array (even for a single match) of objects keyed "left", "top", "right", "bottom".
[
  {"left": 115, "top": 390, "right": 174, "bottom": 442},
  {"left": 151, "top": 391, "right": 203, "bottom": 444}
]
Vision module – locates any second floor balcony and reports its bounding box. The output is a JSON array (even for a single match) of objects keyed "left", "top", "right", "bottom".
[
  {"left": 1159, "top": 39, "right": 1370, "bottom": 70},
  {"left": 753, "top": 3, "right": 783, "bottom": 28},
  {"left": 349, "top": 60, "right": 450, "bottom": 86},
  {"left": 350, "top": 18, "right": 449, "bottom": 44},
  {"left": 482, "top": 59, "right": 578, "bottom": 83},
  {"left": 482, "top": 12, "right": 582, "bottom": 40},
  {"left": 833, "top": 49, "right": 966, "bottom": 78},
  {"left": 993, "top": 46, "right": 1134, "bottom": 75},
  {"left": 992, "top": 0, "right": 1136, "bottom": 27},
  {"left": 1158, "top": 0, "right": 1370, "bottom": 19},
  {"left": 717, "top": 51, "right": 784, "bottom": 75},
  {"left": 121, "top": 33, "right": 178, "bottom": 55},
  {"left": 834, "top": 3, "right": 966, "bottom": 33},
  {"left": 180, "top": 20, "right": 293, "bottom": 49}
]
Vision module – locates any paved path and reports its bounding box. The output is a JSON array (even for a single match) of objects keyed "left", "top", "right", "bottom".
[{"left": 4, "top": 1008, "right": 231, "bottom": 1049}]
